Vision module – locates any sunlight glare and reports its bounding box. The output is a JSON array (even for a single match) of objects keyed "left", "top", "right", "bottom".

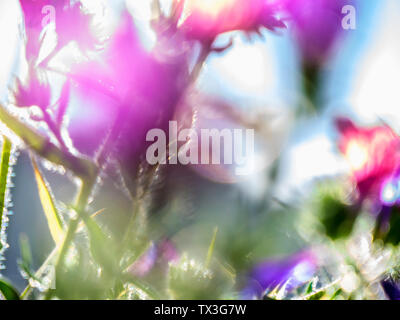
[
  {"left": 185, "top": 0, "right": 236, "bottom": 18},
  {"left": 345, "top": 141, "right": 368, "bottom": 171}
]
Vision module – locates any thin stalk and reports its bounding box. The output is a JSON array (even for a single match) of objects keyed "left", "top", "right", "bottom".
[
  {"left": 190, "top": 42, "right": 213, "bottom": 83},
  {"left": 20, "top": 246, "right": 58, "bottom": 299},
  {"left": 43, "top": 177, "right": 95, "bottom": 300},
  {"left": 0, "top": 136, "right": 12, "bottom": 232},
  {"left": 0, "top": 104, "right": 97, "bottom": 180},
  {"left": 120, "top": 273, "right": 161, "bottom": 300}
]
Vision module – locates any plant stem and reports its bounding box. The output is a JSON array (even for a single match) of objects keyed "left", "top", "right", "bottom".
[
  {"left": 43, "top": 178, "right": 95, "bottom": 300},
  {"left": 0, "top": 104, "right": 97, "bottom": 180},
  {"left": 190, "top": 42, "right": 213, "bottom": 83},
  {"left": 300, "top": 62, "right": 321, "bottom": 114},
  {"left": 20, "top": 246, "right": 58, "bottom": 299},
  {"left": 0, "top": 136, "right": 12, "bottom": 232},
  {"left": 120, "top": 273, "right": 161, "bottom": 300}
]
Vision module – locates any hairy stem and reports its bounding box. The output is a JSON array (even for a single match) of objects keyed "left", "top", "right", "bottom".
[
  {"left": 0, "top": 136, "right": 12, "bottom": 232},
  {"left": 0, "top": 104, "right": 97, "bottom": 180},
  {"left": 43, "top": 177, "right": 95, "bottom": 300}
]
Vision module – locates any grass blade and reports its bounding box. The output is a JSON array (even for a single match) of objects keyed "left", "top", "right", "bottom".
[
  {"left": 31, "top": 157, "right": 64, "bottom": 246},
  {"left": 0, "top": 278, "right": 20, "bottom": 300},
  {"left": 205, "top": 227, "right": 218, "bottom": 268},
  {"left": 0, "top": 136, "right": 11, "bottom": 238}
]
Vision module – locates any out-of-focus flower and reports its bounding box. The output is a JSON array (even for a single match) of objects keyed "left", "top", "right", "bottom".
[
  {"left": 19, "top": 0, "right": 53, "bottom": 29},
  {"left": 242, "top": 250, "right": 317, "bottom": 299},
  {"left": 19, "top": 0, "right": 98, "bottom": 62},
  {"left": 177, "top": 0, "right": 285, "bottom": 42},
  {"left": 129, "top": 243, "right": 158, "bottom": 277},
  {"left": 69, "top": 11, "right": 189, "bottom": 169},
  {"left": 13, "top": 65, "right": 51, "bottom": 110},
  {"left": 279, "top": 0, "right": 349, "bottom": 66},
  {"left": 19, "top": 0, "right": 56, "bottom": 61},
  {"left": 336, "top": 118, "right": 400, "bottom": 205},
  {"left": 54, "top": 1, "right": 100, "bottom": 51},
  {"left": 381, "top": 277, "right": 400, "bottom": 300},
  {"left": 128, "top": 239, "right": 179, "bottom": 277}
]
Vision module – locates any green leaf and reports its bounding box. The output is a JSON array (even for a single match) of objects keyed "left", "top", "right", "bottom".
[
  {"left": 0, "top": 279, "right": 20, "bottom": 300},
  {"left": 305, "top": 280, "right": 314, "bottom": 295},
  {"left": 19, "top": 234, "right": 33, "bottom": 267},
  {"left": 0, "top": 103, "right": 97, "bottom": 179},
  {"left": 0, "top": 136, "right": 12, "bottom": 234},
  {"left": 330, "top": 288, "right": 343, "bottom": 300},
  {"left": 31, "top": 158, "right": 64, "bottom": 246},
  {"left": 168, "top": 255, "right": 232, "bottom": 300},
  {"left": 83, "top": 214, "right": 117, "bottom": 274},
  {"left": 18, "top": 234, "right": 36, "bottom": 281},
  {"left": 306, "top": 290, "right": 326, "bottom": 300}
]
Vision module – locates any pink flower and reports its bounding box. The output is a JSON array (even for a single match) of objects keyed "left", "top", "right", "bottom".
[
  {"left": 279, "top": 0, "right": 350, "bottom": 65},
  {"left": 177, "top": 0, "right": 285, "bottom": 42},
  {"left": 336, "top": 118, "right": 400, "bottom": 205}
]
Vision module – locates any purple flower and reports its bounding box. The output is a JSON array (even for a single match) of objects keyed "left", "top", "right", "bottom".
[
  {"left": 243, "top": 251, "right": 317, "bottom": 299},
  {"left": 129, "top": 243, "right": 158, "bottom": 278},
  {"left": 280, "top": 0, "right": 350, "bottom": 66},
  {"left": 128, "top": 239, "right": 180, "bottom": 277},
  {"left": 381, "top": 278, "right": 400, "bottom": 300}
]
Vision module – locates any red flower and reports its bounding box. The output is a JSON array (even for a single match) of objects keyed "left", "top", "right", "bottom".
[
  {"left": 177, "top": 0, "right": 285, "bottom": 41},
  {"left": 336, "top": 118, "right": 400, "bottom": 204}
]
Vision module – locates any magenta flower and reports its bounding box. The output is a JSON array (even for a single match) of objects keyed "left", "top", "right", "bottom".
[
  {"left": 19, "top": 0, "right": 56, "bottom": 61},
  {"left": 279, "top": 0, "right": 349, "bottom": 65},
  {"left": 19, "top": 0, "right": 53, "bottom": 28},
  {"left": 242, "top": 251, "right": 317, "bottom": 299},
  {"left": 68, "top": 11, "right": 189, "bottom": 165},
  {"left": 19, "top": 0, "right": 98, "bottom": 62},
  {"left": 336, "top": 118, "right": 400, "bottom": 206},
  {"left": 54, "top": 1, "right": 100, "bottom": 51},
  {"left": 13, "top": 65, "right": 51, "bottom": 110},
  {"left": 177, "top": 0, "right": 285, "bottom": 42}
]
